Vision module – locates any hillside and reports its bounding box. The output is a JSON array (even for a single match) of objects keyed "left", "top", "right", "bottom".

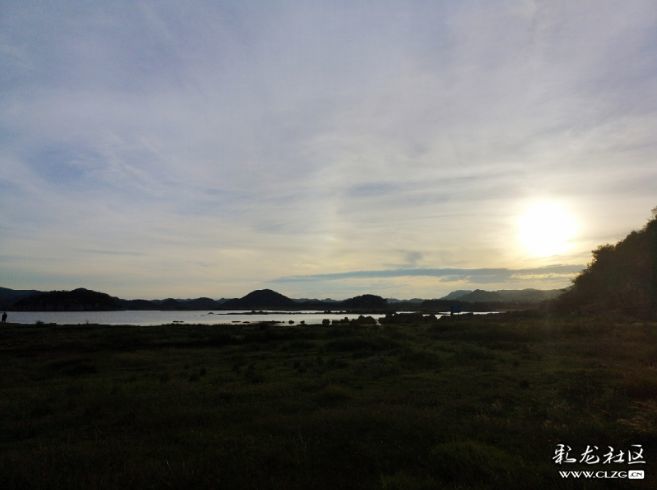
[
  {"left": 3, "top": 285, "right": 562, "bottom": 312},
  {"left": 555, "top": 212, "right": 657, "bottom": 318},
  {"left": 340, "top": 294, "right": 387, "bottom": 310},
  {"left": 12, "top": 288, "right": 122, "bottom": 311},
  {"left": 439, "top": 290, "right": 473, "bottom": 301},
  {"left": 222, "top": 289, "right": 296, "bottom": 309},
  {"left": 0, "top": 287, "right": 41, "bottom": 309}
]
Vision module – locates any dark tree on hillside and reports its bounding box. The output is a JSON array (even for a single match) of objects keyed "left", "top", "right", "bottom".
[{"left": 555, "top": 211, "right": 657, "bottom": 318}]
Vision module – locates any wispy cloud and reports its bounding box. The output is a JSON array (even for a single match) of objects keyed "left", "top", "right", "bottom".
[
  {"left": 275, "top": 264, "right": 584, "bottom": 284},
  {"left": 1, "top": 1, "right": 656, "bottom": 298}
]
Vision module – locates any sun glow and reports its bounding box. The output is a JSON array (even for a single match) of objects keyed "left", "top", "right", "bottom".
[{"left": 517, "top": 201, "right": 578, "bottom": 257}]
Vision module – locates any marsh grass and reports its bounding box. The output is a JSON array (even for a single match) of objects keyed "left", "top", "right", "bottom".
[{"left": 0, "top": 315, "right": 655, "bottom": 489}]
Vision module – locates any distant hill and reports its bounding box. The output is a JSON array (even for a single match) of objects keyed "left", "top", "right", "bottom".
[
  {"left": 0, "top": 287, "right": 41, "bottom": 309},
  {"left": 3, "top": 285, "right": 563, "bottom": 313},
  {"left": 12, "top": 288, "right": 122, "bottom": 311},
  {"left": 386, "top": 298, "right": 423, "bottom": 303},
  {"left": 442, "top": 288, "right": 563, "bottom": 304},
  {"left": 341, "top": 294, "right": 387, "bottom": 310},
  {"left": 119, "top": 299, "right": 158, "bottom": 310},
  {"left": 120, "top": 297, "right": 229, "bottom": 310},
  {"left": 555, "top": 212, "right": 657, "bottom": 318},
  {"left": 181, "top": 297, "right": 225, "bottom": 309},
  {"left": 222, "top": 289, "right": 296, "bottom": 309},
  {"left": 439, "top": 290, "right": 473, "bottom": 301},
  {"left": 180, "top": 290, "right": 387, "bottom": 311}
]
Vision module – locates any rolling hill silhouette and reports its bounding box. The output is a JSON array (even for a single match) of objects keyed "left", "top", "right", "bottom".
[
  {"left": 340, "top": 294, "right": 387, "bottom": 309},
  {"left": 0, "top": 287, "right": 40, "bottom": 309},
  {"left": 222, "top": 289, "right": 297, "bottom": 309},
  {"left": 12, "top": 288, "right": 122, "bottom": 311},
  {"left": 1, "top": 285, "right": 565, "bottom": 312}
]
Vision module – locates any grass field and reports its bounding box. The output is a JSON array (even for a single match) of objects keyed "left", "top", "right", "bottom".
[{"left": 1, "top": 314, "right": 656, "bottom": 489}]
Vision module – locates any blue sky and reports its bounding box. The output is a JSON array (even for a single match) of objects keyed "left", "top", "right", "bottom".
[{"left": 1, "top": 1, "right": 656, "bottom": 299}]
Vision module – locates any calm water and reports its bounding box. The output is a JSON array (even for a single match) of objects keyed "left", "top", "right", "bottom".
[
  {"left": 4, "top": 310, "right": 390, "bottom": 326},
  {"left": 4, "top": 310, "right": 495, "bottom": 326}
]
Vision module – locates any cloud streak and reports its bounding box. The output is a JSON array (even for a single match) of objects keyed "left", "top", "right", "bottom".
[
  {"left": 275, "top": 264, "right": 584, "bottom": 284},
  {"left": 1, "top": 1, "right": 656, "bottom": 298}
]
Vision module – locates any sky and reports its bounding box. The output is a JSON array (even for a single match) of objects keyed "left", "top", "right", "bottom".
[{"left": 1, "top": 0, "right": 656, "bottom": 299}]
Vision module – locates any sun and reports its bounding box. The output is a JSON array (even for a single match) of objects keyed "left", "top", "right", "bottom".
[{"left": 517, "top": 201, "right": 578, "bottom": 257}]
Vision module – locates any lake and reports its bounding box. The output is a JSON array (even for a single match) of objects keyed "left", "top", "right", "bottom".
[
  {"left": 2, "top": 310, "right": 493, "bottom": 326},
  {"left": 4, "top": 310, "right": 388, "bottom": 326}
]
